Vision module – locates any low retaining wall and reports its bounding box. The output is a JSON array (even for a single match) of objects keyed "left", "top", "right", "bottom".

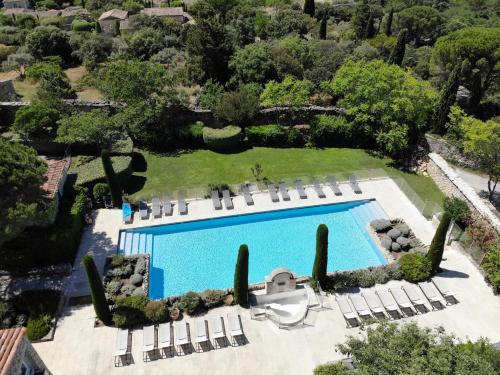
[
  {"left": 425, "top": 134, "right": 480, "bottom": 169},
  {"left": 427, "top": 153, "right": 500, "bottom": 230}
]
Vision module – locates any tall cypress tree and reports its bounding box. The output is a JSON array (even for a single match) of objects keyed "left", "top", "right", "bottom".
[
  {"left": 83, "top": 255, "right": 112, "bottom": 325},
  {"left": 385, "top": 8, "right": 393, "bottom": 36},
  {"left": 234, "top": 244, "right": 249, "bottom": 306},
  {"left": 319, "top": 14, "right": 327, "bottom": 40},
  {"left": 365, "top": 12, "right": 376, "bottom": 38},
  {"left": 101, "top": 149, "right": 122, "bottom": 208},
  {"left": 303, "top": 0, "right": 315, "bottom": 17},
  {"left": 432, "top": 64, "right": 460, "bottom": 134},
  {"left": 388, "top": 29, "right": 407, "bottom": 66},
  {"left": 312, "top": 224, "right": 329, "bottom": 284},
  {"left": 426, "top": 212, "right": 451, "bottom": 274},
  {"left": 352, "top": 0, "right": 371, "bottom": 39}
]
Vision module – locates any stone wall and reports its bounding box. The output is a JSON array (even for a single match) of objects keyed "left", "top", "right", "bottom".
[
  {"left": 0, "top": 80, "right": 17, "bottom": 101},
  {"left": 7, "top": 334, "right": 52, "bottom": 375},
  {"left": 427, "top": 153, "right": 500, "bottom": 230},
  {"left": 425, "top": 134, "right": 480, "bottom": 169}
]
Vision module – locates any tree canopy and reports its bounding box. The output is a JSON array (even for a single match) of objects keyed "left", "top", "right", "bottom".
[{"left": 394, "top": 6, "right": 445, "bottom": 46}]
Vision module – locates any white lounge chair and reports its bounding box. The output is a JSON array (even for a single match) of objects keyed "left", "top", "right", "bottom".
[
  {"left": 336, "top": 296, "right": 359, "bottom": 327},
  {"left": 209, "top": 316, "right": 226, "bottom": 349},
  {"left": 328, "top": 176, "right": 342, "bottom": 196},
  {"left": 313, "top": 180, "right": 326, "bottom": 198},
  {"left": 389, "top": 287, "right": 415, "bottom": 316},
  {"left": 152, "top": 197, "right": 161, "bottom": 218},
  {"left": 114, "top": 329, "right": 131, "bottom": 366},
  {"left": 268, "top": 184, "right": 280, "bottom": 202},
  {"left": 227, "top": 312, "right": 244, "bottom": 346},
  {"left": 361, "top": 291, "right": 386, "bottom": 316},
  {"left": 241, "top": 185, "right": 254, "bottom": 206},
  {"left": 139, "top": 200, "right": 148, "bottom": 220},
  {"left": 432, "top": 278, "right": 456, "bottom": 304},
  {"left": 418, "top": 281, "right": 445, "bottom": 309},
  {"left": 174, "top": 321, "right": 191, "bottom": 354},
  {"left": 402, "top": 284, "right": 429, "bottom": 312},
  {"left": 222, "top": 189, "right": 234, "bottom": 209},
  {"left": 194, "top": 319, "right": 209, "bottom": 352},
  {"left": 375, "top": 289, "right": 400, "bottom": 319},
  {"left": 348, "top": 294, "right": 372, "bottom": 319},
  {"left": 211, "top": 190, "right": 222, "bottom": 210},
  {"left": 278, "top": 182, "right": 291, "bottom": 201},
  {"left": 295, "top": 179, "right": 307, "bottom": 199},
  {"left": 162, "top": 195, "right": 172, "bottom": 216},
  {"left": 142, "top": 325, "right": 156, "bottom": 361},
  {"left": 349, "top": 175, "right": 362, "bottom": 194},
  {"left": 178, "top": 193, "right": 187, "bottom": 215},
  {"left": 158, "top": 323, "right": 173, "bottom": 358}
]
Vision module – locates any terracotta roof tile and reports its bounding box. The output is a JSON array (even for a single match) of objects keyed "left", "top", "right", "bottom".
[
  {"left": 41, "top": 157, "right": 70, "bottom": 200},
  {"left": 0, "top": 327, "right": 26, "bottom": 375}
]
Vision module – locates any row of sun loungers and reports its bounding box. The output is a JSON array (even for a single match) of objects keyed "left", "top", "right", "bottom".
[
  {"left": 114, "top": 313, "right": 245, "bottom": 366},
  {"left": 130, "top": 195, "right": 185, "bottom": 222},
  {"left": 336, "top": 278, "right": 458, "bottom": 327}
]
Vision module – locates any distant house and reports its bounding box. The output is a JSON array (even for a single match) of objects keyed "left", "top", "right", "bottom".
[
  {"left": 60, "top": 6, "right": 90, "bottom": 29},
  {"left": 0, "top": 327, "right": 52, "bottom": 375},
  {"left": 142, "top": 7, "right": 193, "bottom": 24},
  {"left": 2, "top": 7, "right": 35, "bottom": 20},
  {"left": 35, "top": 9, "right": 62, "bottom": 19},
  {"left": 98, "top": 9, "right": 128, "bottom": 35},
  {"left": 2, "top": 0, "right": 32, "bottom": 9}
]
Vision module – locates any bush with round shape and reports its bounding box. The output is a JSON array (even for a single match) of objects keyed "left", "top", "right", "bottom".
[
  {"left": 354, "top": 269, "right": 376, "bottom": 288},
  {"left": 399, "top": 253, "right": 432, "bottom": 283},
  {"left": 380, "top": 235, "right": 392, "bottom": 250},
  {"left": 391, "top": 242, "right": 401, "bottom": 252},
  {"left": 201, "top": 289, "right": 225, "bottom": 309},
  {"left": 72, "top": 19, "right": 94, "bottom": 32},
  {"left": 385, "top": 262, "right": 403, "bottom": 280},
  {"left": 202, "top": 126, "right": 242, "bottom": 152},
  {"left": 443, "top": 197, "right": 470, "bottom": 224},
  {"left": 106, "top": 280, "right": 122, "bottom": 296},
  {"left": 145, "top": 300, "right": 169, "bottom": 323},
  {"left": 314, "top": 362, "right": 351, "bottom": 375},
  {"left": 93, "top": 183, "right": 109, "bottom": 203},
  {"left": 26, "top": 314, "right": 51, "bottom": 341},
  {"left": 371, "top": 219, "right": 392, "bottom": 232},
  {"left": 178, "top": 291, "right": 205, "bottom": 315},
  {"left": 112, "top": 295, "right": 148, "bottom": 327},
  {"left": 130, "top": 273, "right": 143, "bottom": 286},
  {"left": 387, "top": 228, "right": 401, "bottom": 239},
  {"left": 396, "top": 236, "right": 411, "bottom": 249}
]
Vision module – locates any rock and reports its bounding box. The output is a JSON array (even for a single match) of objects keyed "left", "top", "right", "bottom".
[
  {"left": 391, "top": 242, "right": 402, "bottom": 252},
  {"left": 395, "top": 224, "right": 410, "bottom": 236},
  {"left": 371, "top": 219, "right": 392, "bottom": 232},
  {"left": 396, "top": 236, "right": 411, "bottom": 249},
  {"left": 130, "top": 273, "right": 143, "bottom": 286},
  {"left": 380, "top": 235, "right": 393, "bottom": 250},
  {"left": 132, "top": 288, "right": 145, "bottom": 296},
  {"left": 456, "top": 85, "right": 470, "bottom": 107},
  {"left": 120, "top": 284, "right": 136, "bottom": 296},
  {"left": 387, "top": 228, "right": 401, "bottom": 240}
]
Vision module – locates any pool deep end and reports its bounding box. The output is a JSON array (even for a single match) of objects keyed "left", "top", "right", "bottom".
[{"left": 118, "top": 200, "right": 389, "bottom": 298}]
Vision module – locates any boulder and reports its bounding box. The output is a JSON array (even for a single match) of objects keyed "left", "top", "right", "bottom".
[
  {"left": 396, "top": 236, "right": 411, "bottom": 249},
  {"left": 370, "top": 219, "right": 392, "bottom": 232},
  {"left": 391, "top": 242, "right": 402, "bottom": 252},
  {"left": 380, "top": 235, "right": 393, "bottom": 250},
  {"left": 387, "top": 228, "right": 401, "bottom": 240}
]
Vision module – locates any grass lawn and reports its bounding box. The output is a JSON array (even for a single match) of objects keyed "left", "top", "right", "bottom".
[{"left": 127, "top": 147, "right": 444, "bottom": 216}]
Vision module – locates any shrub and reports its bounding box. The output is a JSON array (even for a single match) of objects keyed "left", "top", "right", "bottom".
[
  {"left": 202, "top": 126, "right": 242, "bottom": 152},
  {"left": 144, "top": 300, "right": 169, "bottom": 323},
  {"left": 201, "top": 289, "right": 226, "bottom": 309},
  {"left": 101, "top": 149, "right": 122, "bottom": 208},
  {"left": 312, "top": 224, "right": 328, "bottom": 284},
  {"left": 83, "top": 255, "right": 112, "bottom": 325},
  {"left": 72, "top": 19, "right": 95, "bottom": 32},
  {"left": 25, "top": 61, "right": 62, "bottom": 82},
  {"left": 310, "top": 115, "right": 354, "bottom": 147},
  {"left": 0, "top": 44, "right": 16, "bottom": 63},
  {"left": 427, "top": 212, "right": 451, "bottom": 273},
  {"left": 120, "top": 284, "right": 136, "bottom": 296},
  {"left": 175, "top": 122, "right": 204, "bottom": 147},
  {"left": 246, "top": 124, "right": 288, "bottom": 147},
  {"left": 234, "top": 244, "right": 249, "bottom": 306},
  {"left": 110, "top": 255, "right": 125, "bottom": 268},
  {"left": 399, "top": 253, "right": 432, "bottom": 282},
  {"left": 106, "top": 280, "right": 122, "bottom": 296},
  {"left": 371, "top": 219, "right": 392, "bottom": 232},
  {"left": 178, "top": 291, "right": 205, "bottom": 315},
  {"left": 444, "top": 197, "right": 471, "bottom": 224},
  {"left": 385, "top": 262, "right": 403, "bottom": 280},
  {"left": 130, "top": 273, "right": 143, "bottom": 286},
  {"left": 314, "top": 362, "right": 351, "bottom": 375},
  {"left": 26, "top": 314, "right": 51, "bottom": 341},
  {"left": 109, "top": 137, "right": 134, "bottom": 155},
  {"left": 112, "top": 295, "right": 148, "bottom": 327},
  {"left": 135, "top": 257, "right": 148, "bottom": 275},
  {"left": 482, "top": 243, "right": 500, "bottom": 293},
  {"left": 93, "top": 183, "right": 109, "bottom": 203},
  {"left": 39, "top": 16, "right": 64, "bottom": 27}
]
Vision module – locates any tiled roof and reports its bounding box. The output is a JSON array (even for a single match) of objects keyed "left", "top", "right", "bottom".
[
  {"left": 143, "top": 7, "right": 184, "bottom": 17},
  {"left": 99, "top": 9, "right": 128, "bottom": 20},
  {"left": 35, "top": 9, "right": 61, "bottom": 18},
  {"left": 41, "top": 157, "right": 70, "bottom": 200},
  {"left": 0, "top": 327, "right": 26, "bottom": 375}
]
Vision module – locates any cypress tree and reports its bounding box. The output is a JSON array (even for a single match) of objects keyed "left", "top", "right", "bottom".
[
  {"left": 319, "top": 14, "right": 327, "bottom": 40},
  {"left": 303, "top": 0, "right": 315, "bottom": 17},
  {"left": 426, "top": 212, "right": 452, "bottom": 274},
  {"left": 83, "top": 255, "right": 112, "bottom": 324},
  {"left": 101, "top": 149, "right": 122, "bottom": 208},
  {"left": 351, "top": 0, "right": 370, "bottom": 39},
  {"left": 365, "top": 12, "right": 376, "bottom": 38},
  {"left": 385, "top": 8, "right": 393, "bottom": 36},
  {"left": 388, "top": 29, "right": 407, "bottom": 66},
  {"left": 432, "top": 64, "right": 460, "bottom": 134},
  {"left": 95, "top": 20, "right": 101, "bottom": 34},
  {"left": 234, "top": 244, "right": 249, "bottom": 306},
  {"left": 113, "top": 19, "right": 120, "bottom": 36},
  {"left": 312, "top": 224, "right": 329, "bottom": 284}
]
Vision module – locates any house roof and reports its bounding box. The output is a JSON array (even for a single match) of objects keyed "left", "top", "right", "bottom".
[
  {"left": 3, "top": 8, "right": 35, "bottom": 15},
  {"left": 99, "top": 9, "right": 128, "bottom": 20},
  {"left": 41, "top": 156, "right": 70, "bottom": 200},
  {"left": 143, "top": 7, "right": 184, "bottom": 17},
  {"left": 0, "top": 327, "right": 26, "bottom": 375},
  {"left": 60, "top": 7, "right": 89, "bottom": 17},
  {"left": 35, "top": 9, "right": 62, "bottom": 18}
]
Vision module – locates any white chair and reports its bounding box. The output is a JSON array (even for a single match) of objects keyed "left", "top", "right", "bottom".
[
  {"left": 142, "top": 325, "right": 156, "bottom": 362},
  {"left": 418, "top": 281, "right": 445, "bottom": 309},
  {"left": 227, "top": 312, "right": 244, "bottom": 346},
  {"left": 113, "top": 329, "right": 131, "bottom": 367},
  {"left": 209, "top": 316, "right": 226, "bottom": 349},
  {"left": 402, "top": 283, "right": 429, "bottom": 313},
  {"left": 389, "top": 287, "right": 415, "bottom": 316},
  {"left": 432, "top": 278, "right": 457, "bottom": 304},
  {"left": 158, "top": 323, "right": 173, "bottom": 358},
  {"left": 375, "top": 289, "right": 401, "bottom": 319},
  {"left": 348, "top": 294, "right": 372, "bottom": 319},
  {"left": 194, "top": 318, "right": 209, "bottom": 352},
  {"left": 361, "top": 291, "right": 386, "bottom": 317},
  {"left": 336, "top": 296, "right": 360, "bottom": 327},
  {"left": 174, "top": 321, "right": 191, "bottom": 354}
]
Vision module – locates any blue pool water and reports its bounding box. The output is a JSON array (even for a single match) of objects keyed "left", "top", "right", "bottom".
[{"left": 118, "top": 199, "right": 388, "bottom": 299}]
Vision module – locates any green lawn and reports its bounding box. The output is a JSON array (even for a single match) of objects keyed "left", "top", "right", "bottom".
[{"left": 127, "top": 147, "right": 444, "bottom": 217}]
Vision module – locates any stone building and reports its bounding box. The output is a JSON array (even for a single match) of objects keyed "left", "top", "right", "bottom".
[
  {"left": 98, "top": 9, "right": 128, "bottom": 35},
  {"left": 2, "top": 0, "right": 31, "bottom": 9},
  {"left": 0, "top": 327, "right": 52, "bottom": 375}
]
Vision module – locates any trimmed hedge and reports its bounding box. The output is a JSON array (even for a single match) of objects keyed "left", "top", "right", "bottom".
[
  {"left": 310, "top": 115, "right": 354, "bottom": 147},
  {"left": 26, "top": 314, "right": 52, "bottom": 341},
  {"left": 175, "top": 122, "right": 204, "bottom": 147},
  {"left": 113, "top": 296, "right": 148, "bottom": 327},
  {"left": 69, "top": 156, "right": 132, "bottom": 188},
  {"left": 71, "top": 19, "right": 95, "bottom": 32},
  {"left": 39, "top": 16, "right": 65, "bottom": 27},
  {"left": 203, "top": 125, "right": 242, "bottom": 151},
  {"left": 246, "top": 124, "right": 303, "bottom": 147},
  {"left": 399, "top": 253, "right": 432, "bottom": 282}
]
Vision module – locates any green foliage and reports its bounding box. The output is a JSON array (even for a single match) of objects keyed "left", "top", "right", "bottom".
[
  {"left": 26, "top": 314, "right": 52, "bottom": 341},
  {"left": 365, "top": 12, "right": 376, "bottom": 39},
  {"left": 482, "top": 243, "right": 500, "bottom": 293},
  {"left": 36, "top": 71, "right": 77, "bottom": 101},
  {"left": 101, "top": 149, "right": 122, "bottom": 208},
  {"left": 201, "top": 289, "right": 226, "bottom": 308},
  {"left": 0, "top": 140, "right": 46, "bottom": 246},
  {"left": 13, "top": 102, "right": 60, "bottom": 139},
  {"left": 326, "top": 59, "right": 437, "bottom": 155},
  {"left": 83, "top": 255, "right": 112, "bottom": 324},
  {"left": 92, "top": 182, "right": 109, "bottom": 203},
  {"left": 16, "top": 14, "right": 38, "bottom": 30},
  {"left": 351, "top": 0, "right": 370, "bottom": 39},
  {"left": 126, "top": 27, "right": 168, "bottom": 61},
  {"left": 144, "top": 300, "right": 169, "bottom": 323},
  {"left": 246, "top": 124, "right": 303, "bottom": 147},
  {"left": 385, "top": 8, "right": 393, "bottom": 36},
  {"left": 71, "top": 19, "right": 95, "bottom": 32},
  {"left": 399, "top": 253, "right": 432, "bottom": 282},
  {"left": 323, "top": 263, "right": 402, "bottom": 291},
  {"left": 0, "top": 44, "right": 16, "bottom": 63},
  {"left": 312, "top": 224, "right": 328, "bottom": 284},
  {"left": 198, "top": 79, "right": 224, "bottom": 109},
  {"left": 234, "top": 244, "right": 249, "bottom": 306},
  {"left": 214, "top": 85, "right": 260, "bottom": 125},
  {"left": 25, "top": 61, "right": 63, "bottom": 82},
  {"left": 394, "top": 6, "right": 444, "bottom": 46},
  {"left": 112, "top": 295, "right": 148, "bottom": 327},
  {"left": 443, "top": 197, "right": 470, "bottom": 223},
  {"left": 310, "top": 115, "right": 354, "bottom": 147},
  {"left": 70, "top": 156, "right": 132, "bottom": 188},
  {"left": 202, "top": 125, "right": 243, "bottom": 151},
  {"left": 319, "top": 14, "right": 327, "bottom": 40},
  {"left": 39, "top": 16, "right": 65, "bottom": 27},
  {"left": 264, "top": 7, "right": 313, "bottom": 39},
  {"left": 314, "top": 362, "right": 351, "bottom": 375},
  {"left": 303, "top": 0, "right": 315, "bottom": 17},
  {"left": 388, "top": 29, "right": 406, "bottom": 66},
  {"left": 427, "top": 212, "right": 451, "bottom": 273},
  {"left": 260, "top": 76, "right": 312, "bottom": 107},
  {"left": 178, "top": 291, "right": 205, "bottom": 315},
  {"left": 25, "top": 26, "right": 71, "bottom": 63},
  {"left": 175, "top": 122, "right": 204, "bottom": 147},
  {"left": 2, "top": 53, "right": 35, "bottom": 78},
  {"left": 432, "top": 64, "right": 460, "bottom": 134}
]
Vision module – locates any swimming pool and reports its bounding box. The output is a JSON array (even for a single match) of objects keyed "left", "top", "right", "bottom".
[{"left": 118, "top": 199, "right": 388, "bottom": 299}]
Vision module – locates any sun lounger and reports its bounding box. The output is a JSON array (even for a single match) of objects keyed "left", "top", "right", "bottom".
[
  {"left": 162, "top": 195, "right": 172, "bottom": 216},
  {"left": 375, "top": 289, "right": 400, "bottom": 318},
  {"left": 349, "top": 175, "right": 362, "bottom": 194},
  {"left": 268, "top": 184, "right": 279, "bottom": 202},
  {"left": 389, "top": 287, "right": 414, "bottom": 315},
  {"left": 295, "top": 179, "right": 307, "bottom": 199},
  {"left": 211, "top": 190, "right": 222, "bottom": 210},
  {"left": 122, "top": 202, "right": 132, "bottom": 224},
  {"left": 328, "top": 176, "right": 342, "bottom": 196},
  {"left": 361, "top": 291, "right": 385, "bottom": 316},
  {"left": 313, "top": 180, "right": 326, "bottom": 198},
  {"left": 348, "top": 294, "right": 372, "bottom": 318},
  {"left": 209, "top": 316, "right": 226, "bottom": 348},
  {"left": 402, "top": 284, "right": 428, "bottom": 312},
  {"left": 241, "top": 185, "right": 254, "bottom": 206},
  {"left": 418, "top": 281, "right": 445, "bottom": 309},
  {"left": 336, "top": 296, "right": 359, "bottom": 327},
  {"left": 114, "top": 329, "right": 131, "bottom": 366},
  {"left": 158, "top": 323, "right": 173, "bottom": 357},
  {"left": 174, "top": 321, "right": 190, "bottom": 353},
  {"left": 139, "top": 200, "right": 148, "bottom": 220},
  {"left": 278, "top": 182, "right": 291, "bottom": 201},
  {"left": 152, "top": 197, "right": 161, "bottom": 218},
  {"left": 178, "top": 193, "right": 187, "bottom": 215},
  {"left": 432, "top": 278, "right": 456, "bottom": 304},
  {"left": 227, "top": 312, "right": 244, "bottom": 345},
  {"left": 222, "top": 190, "right": 234, "bottom": 209},
  {"left": 194, "top": 319, "right": 209, "bottom": 351},
  {"left": 142, "top": 325, "right": 156, "bottom": 361}
]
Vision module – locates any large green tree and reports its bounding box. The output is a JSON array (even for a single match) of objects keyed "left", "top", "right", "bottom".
[
  {"left": 234, "top": 244, "right": 249, "bottom": 306},
  {"left": 0, "top": 140, "right": 47, "bottom": 246},
  {"left": 260, "top": 76, "right": 312, "bottom": 108},
  {"left": 388, "top": 29, "right": 406, "bottom": 66},
  {"left": 394, "top": 6, "right": 444, "bottom": 46},
  {"left": 82, "top": 255, "right": 112, "bottom": 325},
  {"left": 36, "top": 71, "right": 77, "bottom": 102},
  {"left": 213, "top": 85, "right": 260, "bottom": 125},
  {"left": 228, "top": 42, "right": 277, "bottom": 85},
  {"left": 13, "top": 103, "right": 60, "bottom": 139},
  {"left": 351, "top": 0, "right": 371, "bottom": 40},
  {"left": 25, "top": 26, "right": 72, "bottom": 63},
  {"left": 432, "top": 64, "right": 460, "bottom": 134},
  {"left": 326, "top": 59, "right": 437, "bottom": 155}
]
